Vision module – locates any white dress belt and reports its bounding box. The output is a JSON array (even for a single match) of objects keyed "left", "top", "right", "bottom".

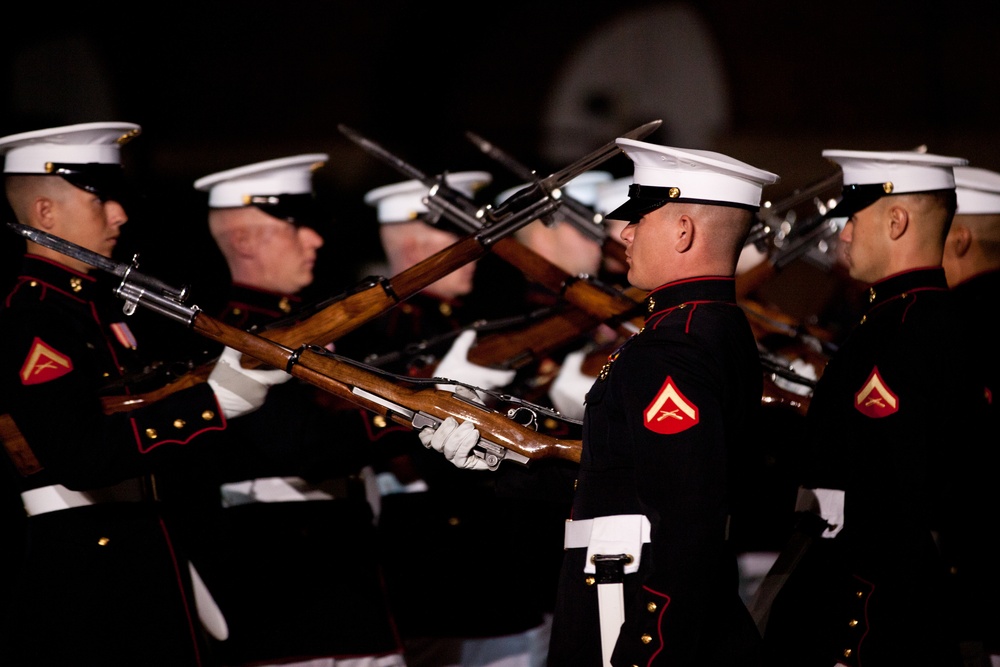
[
  {"left": 564, "top": 514, "right": 651, "bottom": 575},
  {"left": 565, "top": 514, "right": 651, "bottom": 667}
]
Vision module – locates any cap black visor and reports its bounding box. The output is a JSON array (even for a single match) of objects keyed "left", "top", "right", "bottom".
[{"left": 248, "top": 193, "right": 321, "bottom": 227}]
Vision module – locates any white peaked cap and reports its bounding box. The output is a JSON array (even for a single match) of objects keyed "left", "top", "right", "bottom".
[
  {"left": 364, "top": 171, "right": 492, "bottom": 223},
  {"left": 954, "top": 165, "right": 1000, "bottom": 215},
  {"left": 194, "top": 154, "right": 329, "bottom": 207},
  {"left": 608, "top": 139, "right": 779, "bottom": 221},
  {"left": 822, "top": 149, "right": 968, "bottom": 218},
  {"left": 495, "top": 170, "right": 612, "bottom": 207},
  {"left": 0, "top": 121, "right": 141, "bottom": 173},
  {"left": 595, "top": 176, "right": 633, "bottom": 217}
]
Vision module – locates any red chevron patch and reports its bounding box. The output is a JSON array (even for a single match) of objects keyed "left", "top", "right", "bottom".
[
  {"left": 855, "top": 366, "right": 899, "bottom": 418},
  {"left": 20, "top": 337, "right": 73, "bottom": 385},
  {"left": 644, "top": 376, "right": 699, "bottom": 434}
]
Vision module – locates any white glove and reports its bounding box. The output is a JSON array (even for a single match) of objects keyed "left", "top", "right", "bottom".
[
  {"left": 417, "top": 416, "right": 490, "bottom": 471},
  {"left": 795, "top": 486, "right": 846, "bottom": 538},
  {"left": 207, "top": 346, "right": 292, "bottom": 419},
  {"left": 434, "top": 330, "right": 516, "bottom": 399},
  {"left": 549, "top": 349, "right": 595, "bottom": 421}
]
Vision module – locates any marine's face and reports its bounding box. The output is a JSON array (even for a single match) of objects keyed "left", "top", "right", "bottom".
[
  {"left": 838, "top": 198, "right": 890, "bottom": 284},
  {"left": 254, "top": 214, "right": 324, "bottom": 294},
  {"left": 619, "top": 205, "right": 675, "bottom": 290},
  {"left": 56, "top": 183, "right": 127, "bottom": 260}
]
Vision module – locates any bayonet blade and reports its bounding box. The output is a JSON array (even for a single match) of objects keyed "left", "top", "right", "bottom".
[
  {"left": 538, "top": 119, "right": 661, "bottom": 192},
  {"left": 465, "top": 131, "right": 537, "bottom": 182},
  {"left": 5, "top": 221, "right": 188, "bottom": 301},
  {"left": 8, "top": 221, "right": 124, "bottom": 277},
  {"left": 338, "top": 124, "right": 434, "bottom": 187}
]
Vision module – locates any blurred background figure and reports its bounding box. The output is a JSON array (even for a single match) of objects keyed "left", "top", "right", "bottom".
[
  {"left": 337, "top": 171, "right": 563, "bottom": 667},
  {"left": 941, "top": 164, "right": 1000, "bottom": 663},
  {"left": 156, "top": 154, "right": 406, "bottom": 667}
]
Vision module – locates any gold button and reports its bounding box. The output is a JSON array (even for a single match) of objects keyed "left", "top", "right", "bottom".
[
  {"left": 667, "top": 187, "right": 680, "bottom": 198},
  {"left": 172, "top": 419, "right": 186, "bottom": 429},
  {"left": 447, "top": 516, "right": 461, "bottom": 527},
  {"left": 647, "top": 298, "right": 655, "bottom": 312},
  {"left": 646, "top": 602, "right": 657, "bottom": 613},
  {"left": 278, "top": 297, "right": 292, "bottom": 314},
  {"left": 70, "top": 277, "right": 82, "bottom": 293},
  {"left": 678, "top": 303, "right": 687, "bottom": 309},
  {"left": 868, "top": 287, "right": 876, "bottom": 302},
  {"left": 439, "top": 302, "right": 453, "bottom": 317},
  {"left": 29, "top": 281, "right": 38, "bottom": 287},
  {"left": 98, "top": 537, "right": 110, "bottom": 546},
  {"left": 145, "top": 428, "right": 158, "bottom": 440},
  {"left": 201, "top": 410, "right": 215, "bottom": 421},
  {"left": 640, "top": 634, "right": 652, "bottom": 644},
  {"left": 855, "top": 590, "right": 864, "bottom": 598},
  {"left": 373, "top": 415, "right": 387, "bottom": 428},
  {"left": 882, "top": 181, "right": 893, "bottom": 194},
  {"left": 848, "top": 619, "right": 858, "bottom": 627},
  {"left": 585, "top": 576, "right": 595, "bottom": 586},
  {"left": 232, "top": 307, "right": 242, "bottom": 316},
  {"left": 843, "top": 648, "right": 852, "bottom": 658}
]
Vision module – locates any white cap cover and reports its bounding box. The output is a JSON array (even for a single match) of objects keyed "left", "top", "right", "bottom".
[
  {"left": 194, "top": 154, "right": 329, "bottom": 208},
  {"left": 364, "top": 171, "right": 492, "bottom": 223},
  {"left": 954, "top": 165, "right": 1000, "bottom": 215},
  {"left": 0, "top": 121, "right": 141, "bottom": 173},
  {"left": 607, "top": 139, "right": 779, "bottom": 221},
  {"left": 822, "top": 149, "right": 968, "bottom": 218}
]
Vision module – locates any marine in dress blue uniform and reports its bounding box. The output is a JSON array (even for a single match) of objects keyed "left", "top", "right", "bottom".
[
  {"left": 0, "top": 122, "right": 230, "bottom": 666},
  {"left": 761, "top": 150, "right": 996, "bottom": 666},
  {"left": 942, "top": 165, "right": 1000, "bottom": 662},
  {"left": 155, "top": 155, "right": 407, "bottom": 666},
  {"left": 421, "top": 141, "right": 780, "bottom": 666},
  {"left": 553, "top": 141, "right": 778, "bottom": 667}
]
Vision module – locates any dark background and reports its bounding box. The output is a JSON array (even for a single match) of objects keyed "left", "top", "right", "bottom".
[{"left": 3, "top": 0, "right": 998, "bottom": 317}]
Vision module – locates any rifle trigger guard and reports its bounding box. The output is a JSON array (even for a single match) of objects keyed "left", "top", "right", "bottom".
[{"left": 506, "top": 406, "right": 539, "bottom": 431}]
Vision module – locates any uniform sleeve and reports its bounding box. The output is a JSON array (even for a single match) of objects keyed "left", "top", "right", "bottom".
[{"left": 2, "top": 304, "right": 225, "bottom": 490}]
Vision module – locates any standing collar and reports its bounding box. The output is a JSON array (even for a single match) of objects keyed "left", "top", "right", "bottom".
[
  {"left": 644, "top": 276, "right": 736, "bottom": 314},
  {"left": 865, "top": 267, "right": 947, "bottom": 308},
  {"left": 19, "top": 254, "right": 98, "bottom": 300}
]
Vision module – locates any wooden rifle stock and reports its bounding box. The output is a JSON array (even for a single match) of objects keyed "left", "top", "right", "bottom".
[
  {"left": 188, "top": 311, "right": 582, "bottom": 465},
  {"left": 491, "top": 237, "right": 646, "bottom": 328},
  {"left": 101, "top": 234, "right": 489, "bottom": 414}
]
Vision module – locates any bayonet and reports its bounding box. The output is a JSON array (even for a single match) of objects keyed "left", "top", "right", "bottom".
[
  {"left": 339, "top": 120, "right": 661, "bottom": 245},
  {"left": 465, "top": 129, "right": 607, "bottom": 244},
  {"left": 7, "top": 221, "right": 190, "bottom": 310}
]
